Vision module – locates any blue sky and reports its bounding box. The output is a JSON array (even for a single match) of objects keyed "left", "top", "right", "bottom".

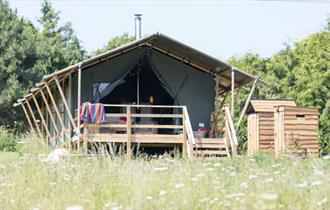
[{"left": 8, "top": 0, "right": 330, "bottom": 60}]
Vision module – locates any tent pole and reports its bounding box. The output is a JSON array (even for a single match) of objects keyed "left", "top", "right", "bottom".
[
  {"left": 231, "top": 68, "right": 235, "bottom": 118},
  {"left": 137, "top": 69, "right": 140, "bottom": 107},
  {"left": 25, "top": 99, "right": 42, "bottom": 136},
  {"left": 45, "top": 83, "right": 66, "bottom": 141},
  {"left": 32, "top": 94, "right": 51, "bottom": 140},
  {"left": 54, "top": 75, "right": 77, "bottom": 130},
  {"left": 77, "top": 63, "right": 82, "bottom": 152},
  {"left": 21, "top": 102, "right": 34, "bottom": 131},
  {"left": 236, "top": 78, "right": 259, "bottom": 132},
  {"left": 39, "top": 88, "right": 59, "bottom": 139}
]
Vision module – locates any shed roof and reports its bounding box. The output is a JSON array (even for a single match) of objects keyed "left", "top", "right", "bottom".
[{"left": 247, "top": 99, "right": 296, "bottom": 114}]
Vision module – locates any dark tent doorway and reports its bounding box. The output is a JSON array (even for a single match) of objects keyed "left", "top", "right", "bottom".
[{"left": 100, "top": 56, "right": 175, "bottom": 134}]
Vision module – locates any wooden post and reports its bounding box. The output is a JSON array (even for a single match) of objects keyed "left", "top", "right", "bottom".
[
  {"left": 67, "top": 74, "right": 72, "bottom": 140},
  {"left": 39, "top": 88, "right": 59, "bottom": 138},
  {"left": 25, "top": 99, "right": 42, "bottom": 136},
  {"left": 54, "top": 75, "right": 77, "bottom": 130},
  {"left": 182, "top": 112, "right": 187, "bottom": 157},
  {"left": 32, "top": 94, "right": 51, "bottom": 140},
  {"left": 45, "top": 82, "right": 66, "bottom": 141},
  {"left": 83, "top": 124, "right": 88, "bottom": 153},
  {"left": 20, "top": 102, "right": 34, "bottom": 131},
  {"left": 236, "top": 78, "right": 259, "bottom": 131},
  {"left": 126, "top": 106, "right": 132, "bottom": 159},
  {"left": 77, "top": 64, "right": 82, "bottom": 152},
  {"left": 231, "top": 68, "right": 235, "bottom": 119}
]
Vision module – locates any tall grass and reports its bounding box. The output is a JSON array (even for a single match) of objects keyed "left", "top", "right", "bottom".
[{"left": 0, "top": 134, "right": 329, "bottom": 209}]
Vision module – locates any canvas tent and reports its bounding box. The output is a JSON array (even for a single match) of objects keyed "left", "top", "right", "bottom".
[{"left": 15, "top": 33, "right": 263, "bottom": 142}]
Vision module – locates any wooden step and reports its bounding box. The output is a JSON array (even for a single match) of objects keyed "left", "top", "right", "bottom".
[
  {"left": 192, "top": 138, "right": 229, "bottom": 157},
  {"left": 193, "top": 150, "right": 228, "bottom": 156}
]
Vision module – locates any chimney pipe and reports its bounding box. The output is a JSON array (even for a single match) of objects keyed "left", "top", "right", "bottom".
[{"left": 134, "top": 14, "right": 142, "bottom": 40}]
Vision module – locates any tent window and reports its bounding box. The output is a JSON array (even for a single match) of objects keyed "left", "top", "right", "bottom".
[{"left": 93, "top": 83, "right": 110, "bottom": 102}]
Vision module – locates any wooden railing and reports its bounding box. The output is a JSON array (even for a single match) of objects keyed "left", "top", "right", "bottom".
[
  {"left": 79, "top": 104, "right": 195, "bottom": 158},
  {"left": 224, "top": 107, "right": 238, "bottom": 156}
]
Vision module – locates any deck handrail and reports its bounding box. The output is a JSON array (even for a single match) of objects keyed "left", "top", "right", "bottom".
[
  {"left": 182, "top": 106, "right": 196, "bottom": 144},
  {"left": 79, "top": 103, "right": 195, "bottom": 158},
  {"left": 224, "top": 107, "right": 238, "bottom": 156}
]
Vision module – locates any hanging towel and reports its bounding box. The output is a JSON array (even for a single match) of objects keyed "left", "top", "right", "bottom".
[{"left": 80, "top": 102, "right": 105, "bottom": 124}]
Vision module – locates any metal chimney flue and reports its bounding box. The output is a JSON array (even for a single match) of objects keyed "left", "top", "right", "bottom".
[{"left": 134, "top": 14, "right": 142, "bottom": 40}]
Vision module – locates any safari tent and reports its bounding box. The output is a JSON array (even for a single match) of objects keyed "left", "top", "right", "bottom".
[{"left": 14, "top": 33, "right": 264, "bottom": 158}]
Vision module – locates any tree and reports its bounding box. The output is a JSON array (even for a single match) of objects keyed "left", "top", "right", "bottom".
[
  {"left": 229, "top": 18, "right": 330, "bottom": 154},
  {"left": 37, "top": 0, "right": 85, "bottom": 75},
  {"left": 0, "top": 0, "right": 84, "bottom": 131},
  {"left": 94, "top": 33, "right": 134, "bottom": 55}
]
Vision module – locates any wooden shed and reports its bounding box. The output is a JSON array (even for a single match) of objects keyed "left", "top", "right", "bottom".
[
  {"left": 274, "top": 106, "right": 319, "bottom": 156},
  {"left": 246, "top": 99, "right": 297, "bottom": 155},
  {"left": 247, "top": 99, "right": 319, "bottom": 157}
]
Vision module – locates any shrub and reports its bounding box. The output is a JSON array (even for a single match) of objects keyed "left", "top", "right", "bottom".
[{"left": 0, "top": 128, "right": 18, "bottom": 152}]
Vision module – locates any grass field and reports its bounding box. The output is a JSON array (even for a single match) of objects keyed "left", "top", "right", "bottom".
[{"left": 0, "top": 136, "right": 329, "bottom": 209}]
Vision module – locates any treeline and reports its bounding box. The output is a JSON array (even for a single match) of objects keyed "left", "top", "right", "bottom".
[
  {"left": 0, "top": 0, "right": 84, "bottom": 131},
  {"left": 229, "top": 20, "right": 330, "bottom": 154},
  {"left": 0, "top": 0, "right": 329, "bottom": 153}
]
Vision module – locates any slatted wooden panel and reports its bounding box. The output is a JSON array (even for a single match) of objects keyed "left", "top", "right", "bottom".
[
  {"left": 275, "top": 106, "right": 319, "bottom": 156},
  {"left": 258, "top": 113, "right": 275, "bottom": 152},
  {"left": 247, "top": 113, "right": 259, "bottom": 155}
]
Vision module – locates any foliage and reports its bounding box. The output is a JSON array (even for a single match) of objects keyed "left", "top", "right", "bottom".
[
  {"left": 229, "top": 19, "right": 330, "bottom": 154},
  {"left": 0, "top": 128, "right": 18, "bottom": 152},
  {"left": 0, "top": 149, "right": 329, "bottom": 209},
  {"left": 94, "top": 32, "right": 134, "bottom": 55},
  {"left": 0, "top": 0, "right": 84, "bottom": 131}
]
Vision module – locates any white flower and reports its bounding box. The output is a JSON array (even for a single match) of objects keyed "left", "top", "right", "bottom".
[
  {"left": 317, "top": 198, "right": 328, "bottom": 206},
  {"left": 229, "top": 172, "right": 236, "bottom": 177},
  {"left": 191, "top": 177, "right": 198, "bottom": 182},
  {"left": 196, "top": 173, "right": 205, "bottom": 178},
  {"left": 214, "top": 163, "right": 221, "bottom": 167},
  {"left": 297, "top": 181, "right": 308, "bottom": 188},
  {"left": 159, "top": 190, "right": 167, "bottom": 196},
  {"left": 323, "top": 155, "right": 330, "bottom": 160},
  {"left": 240, "top": 182, "right": 249, "bottom": 189},
  {"left": 153, "top": 167, "right": 168, "bottom": 172},
  {"left": 145, "top": 196, "right": 153, "bottom": 200},
  {"left": 249, "top": 175, "right": 258, "bottom": 179},
  {"left": 66, "top": 206, "right": 84, "bottom": 210},
  {"left": 226, "top": 193, "right": 245, "bottom": 199},
  {"left": 261, "top": 193, "right": 278, "bottom": 201},
  {"left": 265, "top": 178, "right": 273, "bottom": 183},
  {"left": 174, "top": 183, "right": 184, "bottom": 189},
  {"left": 311, "top": 181, "right": 322, "bottom": 186}
]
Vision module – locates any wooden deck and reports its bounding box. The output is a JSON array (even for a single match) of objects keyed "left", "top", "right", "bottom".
[{"left": 76, "top": 104, "right": 237, "bottom": 158}]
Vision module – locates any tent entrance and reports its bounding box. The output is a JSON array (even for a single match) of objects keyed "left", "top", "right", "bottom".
[{"left": 99, "top": 56, "right": 175, "bottom": 134}]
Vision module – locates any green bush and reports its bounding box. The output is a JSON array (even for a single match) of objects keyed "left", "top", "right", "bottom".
[{"left": 0, "top": 128, "right": 18, "bottom": 152}]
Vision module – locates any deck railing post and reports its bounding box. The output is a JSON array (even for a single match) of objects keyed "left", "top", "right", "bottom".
[
  {"left": 182, "top": 109, "right": 187, "bottom": 157},
  {"left": 127, "top": 105, "right": 132, "bottom": 159},
  {"left": 83, "top": 124, "right": 88, "bottom": 154}
]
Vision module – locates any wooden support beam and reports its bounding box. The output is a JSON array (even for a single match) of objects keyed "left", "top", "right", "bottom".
[
  {"left": 32, "top": 94, "right": 51, "bottom": 140},
  {"left": 25, "top": 99, "right": 42, "bottom": 136},
  {"left": 45, "top": 82, "right": 66, "bottom": 140},
  {"left": 54, "top": 75, "right": 77, "bottom": 130},
  {"left": 77, "top": 63, "right": 82, "bottom": 152},
  {"left": 231, "top": 68, "right": 235, "bottom": 119},
  {"left": 126, "top": 106, "right": 132, "bottom": 159},
  {"left": 20, "top": 103, "right": 34, "bottom": 131},
  {"left": 236, "top": 78, "right": 259, "bottom": 132},
  {"left": 39, "top": 88, "right": 59, "bottom": 137}
]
